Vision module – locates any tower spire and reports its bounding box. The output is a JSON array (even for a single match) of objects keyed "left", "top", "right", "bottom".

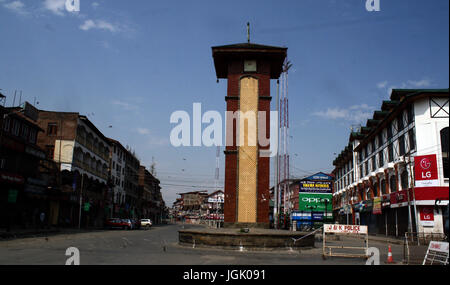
[{"left": 247, "top": 22, "right": 250, "bottom": 43}]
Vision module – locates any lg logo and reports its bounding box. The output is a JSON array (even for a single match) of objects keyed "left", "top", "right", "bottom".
[
  {"left": 65, "top": 0, "right": 80, "bottom": 12},
  {"left": 365, "top": 0, "right": 380, "bottom": 12},
  {"left": 420, "top": 158, "right": 432, "bottom": 170}
]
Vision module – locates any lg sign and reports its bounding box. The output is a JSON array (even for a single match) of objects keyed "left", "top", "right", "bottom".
[{"left": 415, "top": 154, "right": 439, "bottom": 187}]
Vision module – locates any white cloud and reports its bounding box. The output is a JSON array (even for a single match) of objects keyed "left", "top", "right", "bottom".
[
  {"left": 3, "top": 1, "right": 28, "bottom": 15},
  {"left": 43, "top": 0, "right": 66, "bottom": 16},
  {"left": 378, "top": 78, "right": 433, "bottom": 96},
  {"left": 407, "top": 79, "right": 431, "bottom": 88},
  {"left": 377, "top": 81, "right": 388, "bottom": 89},
  {"left": 80, "top": 19, "right": 118, "bottom": 32},
  {"left": 312, "top": 106, "right": 372, "bottom": 124},
  {"left": 92, "top": 2, "right": 99, "bottom": 8},
  {"left": 111, "top": 100, "right": 138, "bottom": 111},
  {"left": 137, "top": 128, "right": 150, "bottom": 135}
]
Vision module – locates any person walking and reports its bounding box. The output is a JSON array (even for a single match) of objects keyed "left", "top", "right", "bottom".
[{"left": 39, "top": 211, "right": 46, "bottom": 229}]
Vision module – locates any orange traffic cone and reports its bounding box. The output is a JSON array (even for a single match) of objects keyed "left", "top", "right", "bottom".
[{"left": 386, "top": 245, "right": 395, "bottom": 264}]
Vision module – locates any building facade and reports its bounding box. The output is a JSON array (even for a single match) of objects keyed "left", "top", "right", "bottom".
[
  {"left": 138, "top": 165, "right": 164, "bottom": 223},
  {"left": 333, "top": 89, "right": 449, "bottom": 238},
  {"left": 36, "top": 110, "right": 111, "bottom": 228},
  {"left": 1, "top": 102, "right": 50, "bottom": 230},
  {"left": 108, "top": 138, "right": 126, "bottom": 218}
]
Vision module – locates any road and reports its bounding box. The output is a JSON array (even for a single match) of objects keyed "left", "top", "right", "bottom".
[{"left": 0, "top": 224, "right": 405, "bottom": 265}]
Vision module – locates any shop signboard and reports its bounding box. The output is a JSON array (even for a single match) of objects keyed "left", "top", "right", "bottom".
[
  {"left": 419, "top": 206, "right": 435, "bottom": 227},
  {"left": 298, "top": 193, "right": 333, "bottom": 212},
  {"left": 415, "top": 154, "right": 439, "bottom": 187},
  {"left": 373, "top": 197, "right": 382, "bottom": 214},
  {"left": 8, "top": 189, "right": 18, "bottom": 203},
  {"left": 291, "top": 211, "right": 311, "bottom": 221},
  {"left": 299, "top": 181, "right": 332, "bottom": 193}
]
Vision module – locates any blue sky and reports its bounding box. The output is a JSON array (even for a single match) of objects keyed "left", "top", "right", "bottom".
[{"left": 1, "top": 0, "right": 448, "bottom": 205}]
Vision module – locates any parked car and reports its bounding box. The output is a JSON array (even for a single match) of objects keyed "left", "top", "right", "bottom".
[
  {"left": 140, "top": 219, "right": 152, "bottom": 229},
  {"left": 105, "top": 218, "right": 124, "bottom": 230},
  {"left": 121, "top": 219, "right": 134, "bottom": 230}
]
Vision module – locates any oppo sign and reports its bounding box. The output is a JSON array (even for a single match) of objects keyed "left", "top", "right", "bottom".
[{"left": 301, "top": 197, "right": 330, "bottom": 203}]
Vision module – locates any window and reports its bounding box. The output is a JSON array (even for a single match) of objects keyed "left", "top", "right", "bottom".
[
  {"left": 371, "top": 156, "right": 376, "bottom": 171},
  {"left": 387, "top": 123, "right": 393, "bottom": 140},
  {"left": 407, "top": 104, "right": 414, "bottom": 124},
  {"left": 381, "top": 180, "right": 386, "bottom": 195},
  {"left": 21, "top": 125, "right": 29, "bottom": 140},
  {"left": 399, "top": 135, "right": 406, "bottom": 156},
  {"left": 401, "top": 171, "right": 409, "bottom": 190},
  {"left": 441, "top": 127, "right": 449, "bottom": 178},
  {"left": 12, "top": 119, "right": 20, "bottom": 136},
  {"left": 47, "top": 123, "right": 58, "bottom": 136},
  {"left": 29, "top": 129, "right": 37, "bottom": 144},
  {"left": 45, "top": 145, "right": 55, "bottom": 159},
  {"left": 389, "top": 175, "right": 397, "bottom": 192},
  {"left": 365, "top": 161, "right": 369, "bottom": 176},
  {"left": 378, "top": 133, "right": 383, "bottom": 147},
  {"left": 373, "top": 182, "right": 378, "bottom": 197},
  {"left": 388, "top": 143, "right": 394, "bottom": 162},
  {"left": 3, "top": 116, "right": 10, "bottom": 132},
  {"left": 378, "top": 151, "right": 384, "bottom": 167},
  {"left": 408, "top": 129, "right": 416, "bottom": 152},
  {"left": 397, "top": 113, "right": 404, "bottom": 131}
]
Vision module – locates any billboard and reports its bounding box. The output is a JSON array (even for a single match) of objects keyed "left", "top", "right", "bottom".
[
  {"left": 298, "top": 193, "right": 333, "bottom": 212},
  {"left": 414, "top": 154, "right": 439, "bottom": 187},
  {"left": 299, "top": 181, "right": 332, "bottom": 193}
]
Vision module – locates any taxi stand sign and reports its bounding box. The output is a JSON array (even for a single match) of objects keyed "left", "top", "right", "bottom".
[{"left": 323, "top": 224, "right": 369, "bottom": 259}]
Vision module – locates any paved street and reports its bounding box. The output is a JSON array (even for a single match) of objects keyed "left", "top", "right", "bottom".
[{"left": 0, "top": 224, "right": 405, "bottom": 265}]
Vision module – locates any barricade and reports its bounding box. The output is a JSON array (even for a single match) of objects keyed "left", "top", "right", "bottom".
[
  {"left": 322, "top": 224, "right": 369, "bottom": 259},
  {"left": 403, "top": 232, "right": 447, "bottom": 265},
  {"left": 422, "top": 241, "right": 449, "bottom": 265}
]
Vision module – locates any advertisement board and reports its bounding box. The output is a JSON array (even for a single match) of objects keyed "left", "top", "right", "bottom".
[
  {"left": 298, "top": 193, "right": 333, "bottom": 212},
  {"left": 415, "top": 154, "right": 439, "bottom": 187},
  {"left": 419, "top": 206, "right": 435, "bottom": 227},
  {"left": 299, "top": 181, "right": 332, "bottom": 193},
  {"left": 373, "top": 197, "right": 382, "bottom": 214}
]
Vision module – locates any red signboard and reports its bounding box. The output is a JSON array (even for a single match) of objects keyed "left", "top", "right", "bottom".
[
  {"left": 419, "top": 206, "right": 435, "bottom": 227},
  {"left": 420, "top": 206, "right": 435, "bottom": 221},
  {"left": 415, "top": 154, "right": 439, "bottom": 187}
]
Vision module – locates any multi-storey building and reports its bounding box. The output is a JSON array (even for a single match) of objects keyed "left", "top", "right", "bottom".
[
  {"left": 36, "top": 110, "right": 111, "bottom": 228},
  {"left": 138, "top": 165, "right": 163, "bottom": 223},
  {"left": 123, "top": 147, "right": 140, "bottom": 218},
  {"left": 1, "top": 102, "right": 51, "bottom": 229},
  {"left": 333, "top": 89, "right": 449, "bottom": 238},
  {"left": 108, "top": 138, "right": 126, "bottom": 217}
]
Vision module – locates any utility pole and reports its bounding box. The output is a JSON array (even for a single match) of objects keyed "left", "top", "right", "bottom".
[
  {"left": 78, "top": 174, "right": 84, "bottom": 229},
  {"left": 274, "top": 79, "right": 280, "bottom": 229}
]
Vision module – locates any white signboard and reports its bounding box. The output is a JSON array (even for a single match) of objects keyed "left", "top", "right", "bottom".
[
  {"left": 428, "top": 241, "right": 449, "bottom": 254},
  {"left": 324, "top": 224, "right": 368, "bottom": 235}
]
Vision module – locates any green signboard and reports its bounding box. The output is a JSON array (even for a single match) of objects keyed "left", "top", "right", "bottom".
[
  {"left": 298, "top": 193, "right": 333, "bottom": 212},
  {"left": 8, "top": 189, "right": 18, "bottom": 203},
  {"left": 84, "top": 202, "right": 90, "bottom": 212}
]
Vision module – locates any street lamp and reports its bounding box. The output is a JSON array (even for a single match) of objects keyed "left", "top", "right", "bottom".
[{"left": 320, "top": 198, "right": 329, "bottom": 225}]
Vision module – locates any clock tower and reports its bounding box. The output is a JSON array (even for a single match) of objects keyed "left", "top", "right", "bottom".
[{"left": 212, "top": 42, "right": 287, "bottom": 228}]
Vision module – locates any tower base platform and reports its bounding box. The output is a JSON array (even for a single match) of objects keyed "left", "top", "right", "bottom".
[{"left": 178, "top": 226, "right": 315, "bottom": 250}]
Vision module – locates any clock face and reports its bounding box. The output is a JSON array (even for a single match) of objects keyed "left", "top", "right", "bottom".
[{"left": 244, "top": 60, "right": 257, "bottom": 72}]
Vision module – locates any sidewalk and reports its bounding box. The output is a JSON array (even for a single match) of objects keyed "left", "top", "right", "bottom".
[
  {"left": 0, "top": 227, "right": 105, "bottom": 240},
  {"left": 367, "top": 234, "right": 405, "bottom": 245}
]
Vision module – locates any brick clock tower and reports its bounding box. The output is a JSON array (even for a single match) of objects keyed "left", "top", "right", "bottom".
[{"left": 212, "top": 42, "right": 287, "bottom": 228}]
